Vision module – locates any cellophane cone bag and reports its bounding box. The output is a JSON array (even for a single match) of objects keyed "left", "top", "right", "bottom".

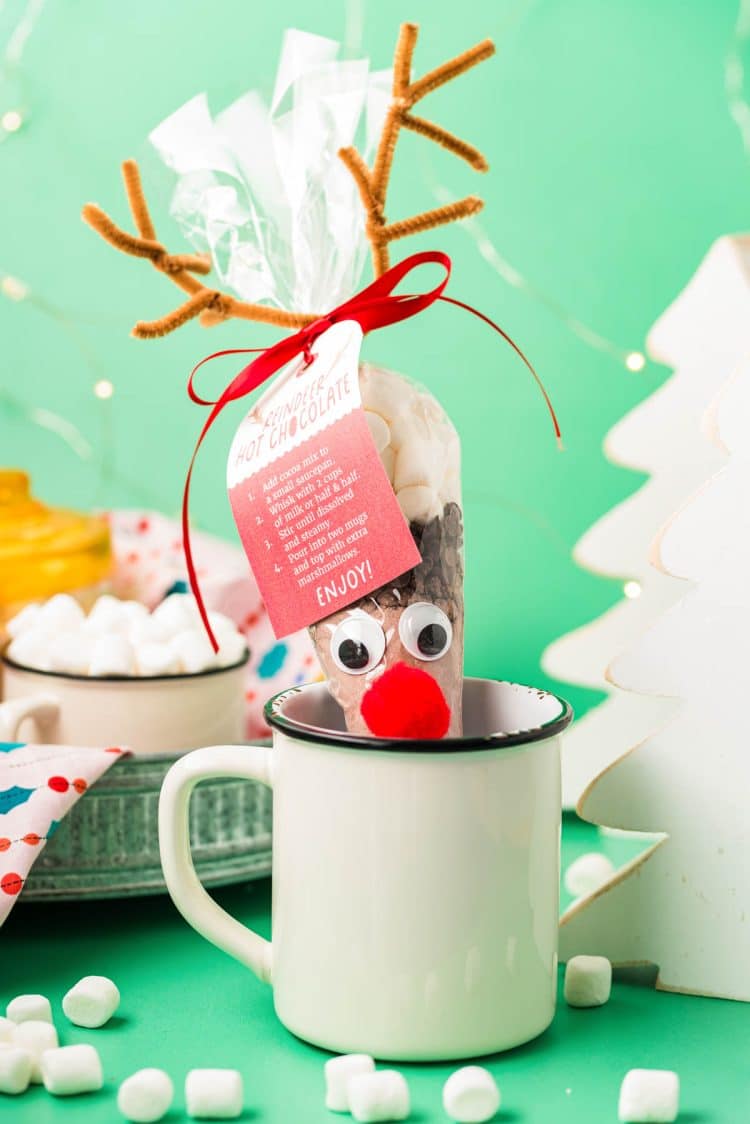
[{"left": 151, "top": 29, "right": 465, "bottom": 736}]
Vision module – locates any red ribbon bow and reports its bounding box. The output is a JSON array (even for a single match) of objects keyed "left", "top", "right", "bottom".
[{"left": 183, "top": 250, "right": 560, "bottom": 651}]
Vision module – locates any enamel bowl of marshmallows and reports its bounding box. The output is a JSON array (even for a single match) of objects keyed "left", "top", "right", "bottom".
[
  {"left": 0, "top": 593, "right": 272, "bottom": 902},
  {"left": 0, "top": 593, "right": 248, "bottom": 756}
]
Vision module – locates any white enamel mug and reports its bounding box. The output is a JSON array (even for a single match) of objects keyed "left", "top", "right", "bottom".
[
  {"left": 0, "top": 655, "right": 248, "bottom": 755},
  {"left": 159, "top": 677, "right": 572, "bottom": 1060}
]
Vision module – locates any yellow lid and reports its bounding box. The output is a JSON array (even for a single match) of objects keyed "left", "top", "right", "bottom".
[{"left": 0, "top": 469, "right": 112, "bottom": 607}]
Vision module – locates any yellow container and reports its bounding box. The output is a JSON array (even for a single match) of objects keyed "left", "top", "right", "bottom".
[{"left": 0, "top": 469, "right": 112, "bottom": 628}]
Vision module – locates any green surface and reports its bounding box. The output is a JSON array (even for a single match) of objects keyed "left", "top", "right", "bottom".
[
  {"left": 2, "top": 0, "right": 749, "bottom": 717},
  {"left": 2, "top": 816, "right": 745, "bottom": 1123}
]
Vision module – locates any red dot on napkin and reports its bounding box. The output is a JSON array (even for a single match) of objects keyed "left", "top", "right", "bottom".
[
  {"left": 1, "top": 872, "right": 23, "bottom": 895},
  {"left": 48, "top": 776, "right": 69, "bottom": 793}
]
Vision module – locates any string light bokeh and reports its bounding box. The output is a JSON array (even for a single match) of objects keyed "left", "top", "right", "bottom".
[{"left": 0, "top": 0, "right": 173, "bottom": 511}]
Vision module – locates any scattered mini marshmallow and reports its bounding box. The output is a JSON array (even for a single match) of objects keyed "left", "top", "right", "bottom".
[
  {"left": 0, "top": 1045, "right": 33, "bottom": 1094},
  {"left": 564, "top": 852, "right": 616, "bottom": 898},
  {"left": 118, "top": 1067, "right": 174, "bottom": 1123},
  {"left": 41, "top": 1043, "right": 104, "bottom": 1096},
  {"left": 6, "top": 993, "right": 53, "bottom": 1024},
  {"left": 442, "top": 1066, "right": 501, "bottom": 1124},
  {"left": 564, "top": 955, "right": 612, "bottom": 1008},
  {"left": 63, "top": 975, "right": 120, "bottom": 1028},
  {"left": 13, "top": 1019, "right": 58, "bottom": 1082},
  {"left": 324, "top": 1053, "right": 375, "bottom": 1112},
  {"left": 348, "top": 1069, "right": 410, "bottom": 1123},
  {"left": 618, "top": 1069, "right": 680, "bottom": 1123},
  {"left": 90, "top": 633, "right": 136, "bottom": 677},
  {"left": 0, "top": 1016, "right": 15, "bottom": 1042},
  {"left": 185, "top": 1068, "right": 244, "bottom": 1119}
]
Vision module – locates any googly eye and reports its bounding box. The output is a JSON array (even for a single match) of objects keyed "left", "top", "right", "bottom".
[
  {"left": 330, "top": 613, "right": 386, "bottom": 676},
  {"left": 398, "top": 602, "right": 453, "bottom": 661}
]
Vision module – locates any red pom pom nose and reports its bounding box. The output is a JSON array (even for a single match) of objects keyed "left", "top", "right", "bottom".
[{"left": 360, "top": 661, "right": 451, "bottom": 739}]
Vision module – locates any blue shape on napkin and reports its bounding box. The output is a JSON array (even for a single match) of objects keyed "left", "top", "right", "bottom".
[
  {"left": 257, "top": 643, "right": 288, "bottom": 679},
  {"left": 47, "top": 819, "right": 61, "bottom": 838},
  {"left": 0, "top": 786, "right": 35, "bottom": 814},
  {"left": 0, "top": 743, "right": 25, "bottom": 753}
]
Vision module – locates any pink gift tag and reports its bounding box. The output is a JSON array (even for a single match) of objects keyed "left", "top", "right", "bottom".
[{"left": 227, "top": 321, "right": 420, "bottom": 638}]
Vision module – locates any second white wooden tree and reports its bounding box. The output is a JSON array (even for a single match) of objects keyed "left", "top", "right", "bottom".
[
  {"left": 558, "top": 235, "right": 750, "bottom": 1000},
  {"left": 544, "top": 235, "right": 750, "bottom": 807}
]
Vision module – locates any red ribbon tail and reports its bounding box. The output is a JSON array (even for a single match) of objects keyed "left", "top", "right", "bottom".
[
  {"left": 439, "top": 294, "right": 562, "bottom": 447},
  {"left": 182, "top": 406, "right": 226, "bottom": 654}
]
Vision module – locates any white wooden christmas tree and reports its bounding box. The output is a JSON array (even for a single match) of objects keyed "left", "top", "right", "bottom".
[
  {"left": 559, "top": 237, "right": 750, "bottom": 1001},
  {"left": 544, "top": 235, "right": 750, "bottom": 807}
]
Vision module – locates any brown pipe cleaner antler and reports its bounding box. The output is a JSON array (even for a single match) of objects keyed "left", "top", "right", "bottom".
[
  {"left": 82, "top": 23, "right": 494, "bottom": 337},
  {"left": 82, "top": 162, "right": 317, "bottom": 338},
  {"left": 339, "top": 23, "right": 495, "bottom": 277}
]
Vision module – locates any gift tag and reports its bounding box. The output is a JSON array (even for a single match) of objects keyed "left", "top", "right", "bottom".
[{"left": 227, "top": 321, "right": 420, "bottom": 638}]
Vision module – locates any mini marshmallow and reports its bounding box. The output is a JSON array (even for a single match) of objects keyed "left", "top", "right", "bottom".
[
  {"left": 7, "top": 993, "right": 53, "bottom": 1024},
  {"left": 90, "top": 634, "right": 136, "bottom": 677},
  {"left": 365, "top": 410, "right": 391, "bottom": 453},
  {"left": 324, "top": 1054, "right": 375, "bottom": 1112},
  {"left": 0, "top": 1016, "right": 15, "bottom": 1042},
  {"left": 185, "top": 1068, "right": 243, "bottom": 1119},
  {"left": 564, "top": 955, "right": 612, "bottom": 1008},
  {"left": 348, "top": 1070, "right": 410, "bottom": 1123},
  {"left": 41, "top": 1043, "right": 103, "bottom": 1096},
  {"left": 85, "top": 595, "right": 148, "bottom": 635},
  {"left": 394, "top": 436, "right": 441, "bottom": 492},
  {"left": 63, "top": 975, "right": 120, "bottom": 1028},
  {"left": 379, "top": 445, "right": 396, "bottom": 482},
  {"left": 129, "top": 616, "right": 173, "bottom": 647},
  {"left": 38, "top": 593, "right": 85, "bottom": 629},
  {"left": 152, "top": 593, "right": 200, "bottom": 636},
  {"left": 47, "top": 631, "right": 94, "bottom": 675},
  {"left": 442, "top": 1067, "right": 501, "bottom": 1124},
  {"left": 13, "top": 1019, "right": 58, "bottom": 1082},
  {"left": 171, "top": 630, "right": 217, "bottom": 675},
  {"left": 136, "top": 641, "right": 182, "bottom": 677},
  {"left": 6, "top": 602, "right": 41, "bottom": 639},
  {"left": 360, "top": 365, "right": 407, "bottom": 425},
  {"left": 397, "top": 484, "right": 441, "bottom": 524},
  {"left": 564, "top": 852, "right": 615, "bottom": 898},
  {"left": 618, "top": 1069, "right": 680, "bottom": 1123},
  {"left": 215, "top": 631, "right": 247, "bottom": 669},
  {"left": 0, "top": 1045, "right": 33, "bottom": 1094},
  {"left": 118, "top": 1067, "right": 174, "bottom": 1123},
  {"left": 7, "top": 627, "right": 55, "bottom": 670}
]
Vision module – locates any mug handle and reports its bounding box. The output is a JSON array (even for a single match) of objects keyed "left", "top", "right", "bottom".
[
  {"left": 0, "top": 694, "right": 60, "bottom": 741},
  {"left": 158, "top": 745, "right": 274, "bottom": 984}
]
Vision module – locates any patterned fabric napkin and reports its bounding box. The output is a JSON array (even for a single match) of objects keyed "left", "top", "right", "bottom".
[{"left": 0, "top": 742, "right": 126, "bottom": 925}]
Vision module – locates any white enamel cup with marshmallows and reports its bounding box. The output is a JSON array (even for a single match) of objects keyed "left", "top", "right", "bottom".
[
  {"left": 159, "top": 677, "right": 572, "bottom": 1060},
  {"left": 0, "top": 655, "right": 248, "bottom": 755}
]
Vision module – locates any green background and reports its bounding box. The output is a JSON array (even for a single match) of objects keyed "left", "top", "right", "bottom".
[
  {"left": 2, "top": 7, "right": 750, "bottom": 1121},
  {"left": 3, "top": 0, "right": 749, "bottom": 716},
  {"left": 5, "top": 819, "right": 746, "bottom": 1123}
]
